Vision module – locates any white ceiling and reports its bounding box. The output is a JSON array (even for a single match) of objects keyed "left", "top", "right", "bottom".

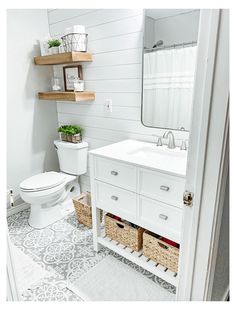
[{"left": 145, "top": 9, "right": 197, "bottom": 20}]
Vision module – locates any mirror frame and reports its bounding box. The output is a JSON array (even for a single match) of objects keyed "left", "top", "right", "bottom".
[{"left": 141, "top": 9, "right": 192, "bottom": 132}]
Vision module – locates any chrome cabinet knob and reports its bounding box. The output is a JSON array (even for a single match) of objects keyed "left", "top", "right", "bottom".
[
  {"left": 159, "top": 214, "right": 168, "bottom": 220},
  {"left": 111, "top": 195, "right": 118, "bottom": 201},
  {"left": 111, "top": 171, "right": 118, "bottom": 176}
]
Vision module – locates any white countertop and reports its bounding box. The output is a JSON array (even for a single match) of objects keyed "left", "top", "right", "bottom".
[{"left": 89, "top": 139, "right": 187, "bottom": 178}]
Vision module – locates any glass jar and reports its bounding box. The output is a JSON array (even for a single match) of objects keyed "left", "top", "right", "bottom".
[
  {"left": 51, "top": 77, "right": 61, "bottom": 91},
  {"left": 74, "top": 80, "right": 84, "bottom": 92}
]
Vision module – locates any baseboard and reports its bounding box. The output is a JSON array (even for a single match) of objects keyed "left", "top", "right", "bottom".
[{"left": 7, "top": 203, "right": 29, "bottom": 217}]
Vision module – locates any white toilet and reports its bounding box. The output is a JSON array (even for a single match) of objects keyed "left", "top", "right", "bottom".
[{"left": 20, "top": 140, "right": 88, "bottom": 229}]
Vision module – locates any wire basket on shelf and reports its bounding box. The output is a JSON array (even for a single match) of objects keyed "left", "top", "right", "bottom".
[{"left": 61, "top": 33, "right": 88, "bottom": 52}]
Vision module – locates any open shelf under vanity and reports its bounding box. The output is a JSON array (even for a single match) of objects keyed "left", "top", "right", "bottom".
[{"left": 98, "top": 234, "right": 178, "bottom": 287}]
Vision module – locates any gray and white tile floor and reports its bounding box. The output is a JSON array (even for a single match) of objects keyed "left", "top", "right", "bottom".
[{"left": 7, "top": 208, "right": 176, "bottom": 301}]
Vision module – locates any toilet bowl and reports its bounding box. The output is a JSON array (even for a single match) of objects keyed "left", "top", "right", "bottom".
[{"left": 20, "top": 140, "right": 88, "bottom": 229}]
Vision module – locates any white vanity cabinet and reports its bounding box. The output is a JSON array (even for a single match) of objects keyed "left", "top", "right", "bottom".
[{"left": 89, "top": 140, "right": 187, "bottom": 287}]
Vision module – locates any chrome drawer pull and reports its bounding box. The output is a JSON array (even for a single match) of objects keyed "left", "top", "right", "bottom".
[
  {"left": 111, "top": 195, "right": 118, "bottom": 201},
  {"left": 160, "top": 185, "right": 170, "bottom": 191},
  {"left": 111, "top": 171, "right": 118, "bottom": 176},
  {"left": 159, "top": 214, "right": 168, "bottom": 220}
]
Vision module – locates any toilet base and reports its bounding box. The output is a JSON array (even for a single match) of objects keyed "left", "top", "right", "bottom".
[
  {"left": 28, "top": 180, "right": 81, "bottom": 229},
  {"left": 28, "top": 202, "right": 65, "bottom": 229},
  {"left": 23, "top": 174, "right": 82, "bottom": 229}
]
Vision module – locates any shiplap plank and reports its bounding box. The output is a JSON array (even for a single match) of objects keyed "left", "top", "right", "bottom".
[
  {"left": 58, "top": 113, "right": 189, "bottom": 140},
  {"left": 87, "top": 15, "right": 143, "bottom": 42},
  {"left": 88, "top": 32, "right": 142, "bottom": 54},
  {"left": 50, "top": 9, "right": 142, "bottom": 36},
  {"left": 83, "top": 63, "right": 142, "bottom": 80},
  {"left": 52, "top": 69, "right": 141, "bottom": 92},
  {"left": 52, "top": 49, "right": 142, "bottom": 74},
  {"left": 84, "top": 136, "right": 114, "bottom": 150},
  {"left": 57, "top": 103, "right": 140, "bottom": 121},
  {"left": 48, "top": 9, "right": 98, "bottom": 24},
  {"left": 84, "top": 79, "right": 141, "bottom": 93},
  {"left": 57, "top": 93, "right": 141, "bottom": 107},
  {"left": 86, "top": 48, "right": 142, "bottom": 67}
]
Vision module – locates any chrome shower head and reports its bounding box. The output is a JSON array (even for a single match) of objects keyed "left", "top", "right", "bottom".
[{"left": 152, "top": 40, "right": 163, "bottom": 48}]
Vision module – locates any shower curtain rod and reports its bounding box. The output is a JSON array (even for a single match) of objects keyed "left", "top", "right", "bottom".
[{"left": 144, "top": 41, "right": 197, "bottom": 53}]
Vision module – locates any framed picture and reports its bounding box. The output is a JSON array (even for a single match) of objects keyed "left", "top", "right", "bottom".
[{"left": 63, "top": 65, "right": 83, "bottom": 91}]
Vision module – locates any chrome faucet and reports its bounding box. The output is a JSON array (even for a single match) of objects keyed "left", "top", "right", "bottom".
[{"left": 163, "top": 131, "right": 176, "bottom": 149}]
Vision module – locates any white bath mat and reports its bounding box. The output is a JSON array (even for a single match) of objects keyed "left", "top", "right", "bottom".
[
  {"left": 67, "top": 255, "right": 175, "bottom": 301},
  {"left": 10, "top": 244, "right": 54, "bottom": 297}
]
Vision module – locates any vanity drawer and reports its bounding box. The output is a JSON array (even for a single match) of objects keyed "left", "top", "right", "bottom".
[
  {"left": 138, "top": 196, "right": 182, "bottom": 243},
  {"left": 139, "top": 169, "right": 185, "bottom": 207},
  {"left": 94, "top": 181, "right": 137, "bottom": 220},
  {"left": 94, "top": 157, "right": 137, "bottom": 191}
]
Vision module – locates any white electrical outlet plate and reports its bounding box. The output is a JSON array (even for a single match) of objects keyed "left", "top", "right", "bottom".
[{"left": 105, "top": 99, "right": 112, "bottom": 112}]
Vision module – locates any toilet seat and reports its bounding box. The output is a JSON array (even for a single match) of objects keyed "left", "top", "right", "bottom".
[{"left": 20, "top": 171, "right": 66, "bottom": 192}]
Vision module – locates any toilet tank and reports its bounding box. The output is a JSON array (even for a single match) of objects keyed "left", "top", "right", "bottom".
[{"left": 54, "top": 140, "right": 88, "bottom": 175}]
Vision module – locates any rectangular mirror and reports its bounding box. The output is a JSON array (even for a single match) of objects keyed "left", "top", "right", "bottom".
[{"left": 142, "top": 9, "right": 200, "bottom": 131}]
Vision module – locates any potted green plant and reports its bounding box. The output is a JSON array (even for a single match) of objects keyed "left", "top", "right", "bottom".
[
  {"left": 48, "top": 39, "right": 61, "bottom": 55},
  {"left": 58, "top": 125, "right": 83, "bottom": 143}
]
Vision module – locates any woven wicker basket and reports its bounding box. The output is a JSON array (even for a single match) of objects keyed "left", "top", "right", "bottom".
[
  {"left": 143, "top": 231, "right": 179, "bottom": 272},
  {"left": 73, "top": 192, "right": 102, "bottom": 228},
  {"left": 105, "top": 214, "right": 144, "bottom": 251},
  {"left": 60, "top": 133, "right": 82, "bottom": 143}
]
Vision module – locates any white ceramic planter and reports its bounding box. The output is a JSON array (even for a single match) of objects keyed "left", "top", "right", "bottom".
[{"left": 49, "top": 47, "right": 59, "bottom": 55}]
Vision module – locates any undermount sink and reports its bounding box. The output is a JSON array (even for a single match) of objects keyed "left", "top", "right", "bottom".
[
  {"left": 127, "top": 145, "right": 186, "bottom": 161},
  {"left": 89, "top": 139, "right": 188, "bottom": 177}
]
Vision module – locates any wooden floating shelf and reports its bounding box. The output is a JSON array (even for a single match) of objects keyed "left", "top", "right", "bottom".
[
  {"left": 34, "top": 52, "right": 93, "bottom": 65},
  {"left": 38, "top": 91, "right": 95, "bottom": 102},
  {"left": 98, "top": 235, "right": 178, "bottom": 287}
]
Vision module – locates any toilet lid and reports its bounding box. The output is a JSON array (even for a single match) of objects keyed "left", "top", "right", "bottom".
[{"left": 20, "top": 172, "right": 66, "bottom": 191}]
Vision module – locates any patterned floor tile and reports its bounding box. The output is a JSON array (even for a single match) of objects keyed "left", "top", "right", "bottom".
[
  {"left": 21, "top": 275, "right": 82, "bottom": 301},
  {"left": 8, "top": 208, "right": 176, "bottom": 301}
]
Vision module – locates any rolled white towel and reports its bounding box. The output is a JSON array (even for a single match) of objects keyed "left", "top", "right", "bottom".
[{"left": 72, "top": 25, "right": 85, "bottom": 33}]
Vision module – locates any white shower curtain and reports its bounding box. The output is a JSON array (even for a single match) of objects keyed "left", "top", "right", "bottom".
[{"left": 143, "top": 46, "right": 197, "bottom": 129}]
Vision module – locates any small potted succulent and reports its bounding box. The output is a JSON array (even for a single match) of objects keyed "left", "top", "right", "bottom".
[
  {"left": 58, "top": 125, "right": 83, "bottom": 143},
  {"left": 48, "top": 39, "right": 61, "bottom": 55}
]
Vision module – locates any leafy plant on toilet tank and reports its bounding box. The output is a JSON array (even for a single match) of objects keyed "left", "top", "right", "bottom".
[{"left": 58, "top": 125, "right": 83, "bottom": 143}]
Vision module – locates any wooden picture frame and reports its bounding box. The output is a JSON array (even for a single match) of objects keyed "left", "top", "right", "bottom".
[{"left": 63, "top": 65, "right": 83, "bottom": 91}]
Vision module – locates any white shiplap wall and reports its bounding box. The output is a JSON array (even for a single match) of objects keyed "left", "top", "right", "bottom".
[{"left": 47, "top": 9, "right": 189, "bottom": 191}]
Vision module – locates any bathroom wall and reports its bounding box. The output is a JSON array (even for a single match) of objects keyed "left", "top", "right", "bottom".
[
  {"left": 7, "top": 9, "right": 59, "bottom": 205},
  {"left": 144, "top": 16, "right": 155, "bottom": 48},
  {"left": 153, "top": 10, "right": 200, "bottom": 46},
  {"left": 145, "top": 10, "right": 199, "bottom": 48},
  {"left": 48, "top": 9, "right": 189, "bottom": 191}
]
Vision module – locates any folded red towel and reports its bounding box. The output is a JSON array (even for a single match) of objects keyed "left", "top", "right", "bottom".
[{"left": 160, "top": 237, "right": 179, "bottom": 248}]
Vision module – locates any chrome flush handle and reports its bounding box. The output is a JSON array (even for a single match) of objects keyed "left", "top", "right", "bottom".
[{"left": 160, "top": 185, "right": 170, "bottom": 191}]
